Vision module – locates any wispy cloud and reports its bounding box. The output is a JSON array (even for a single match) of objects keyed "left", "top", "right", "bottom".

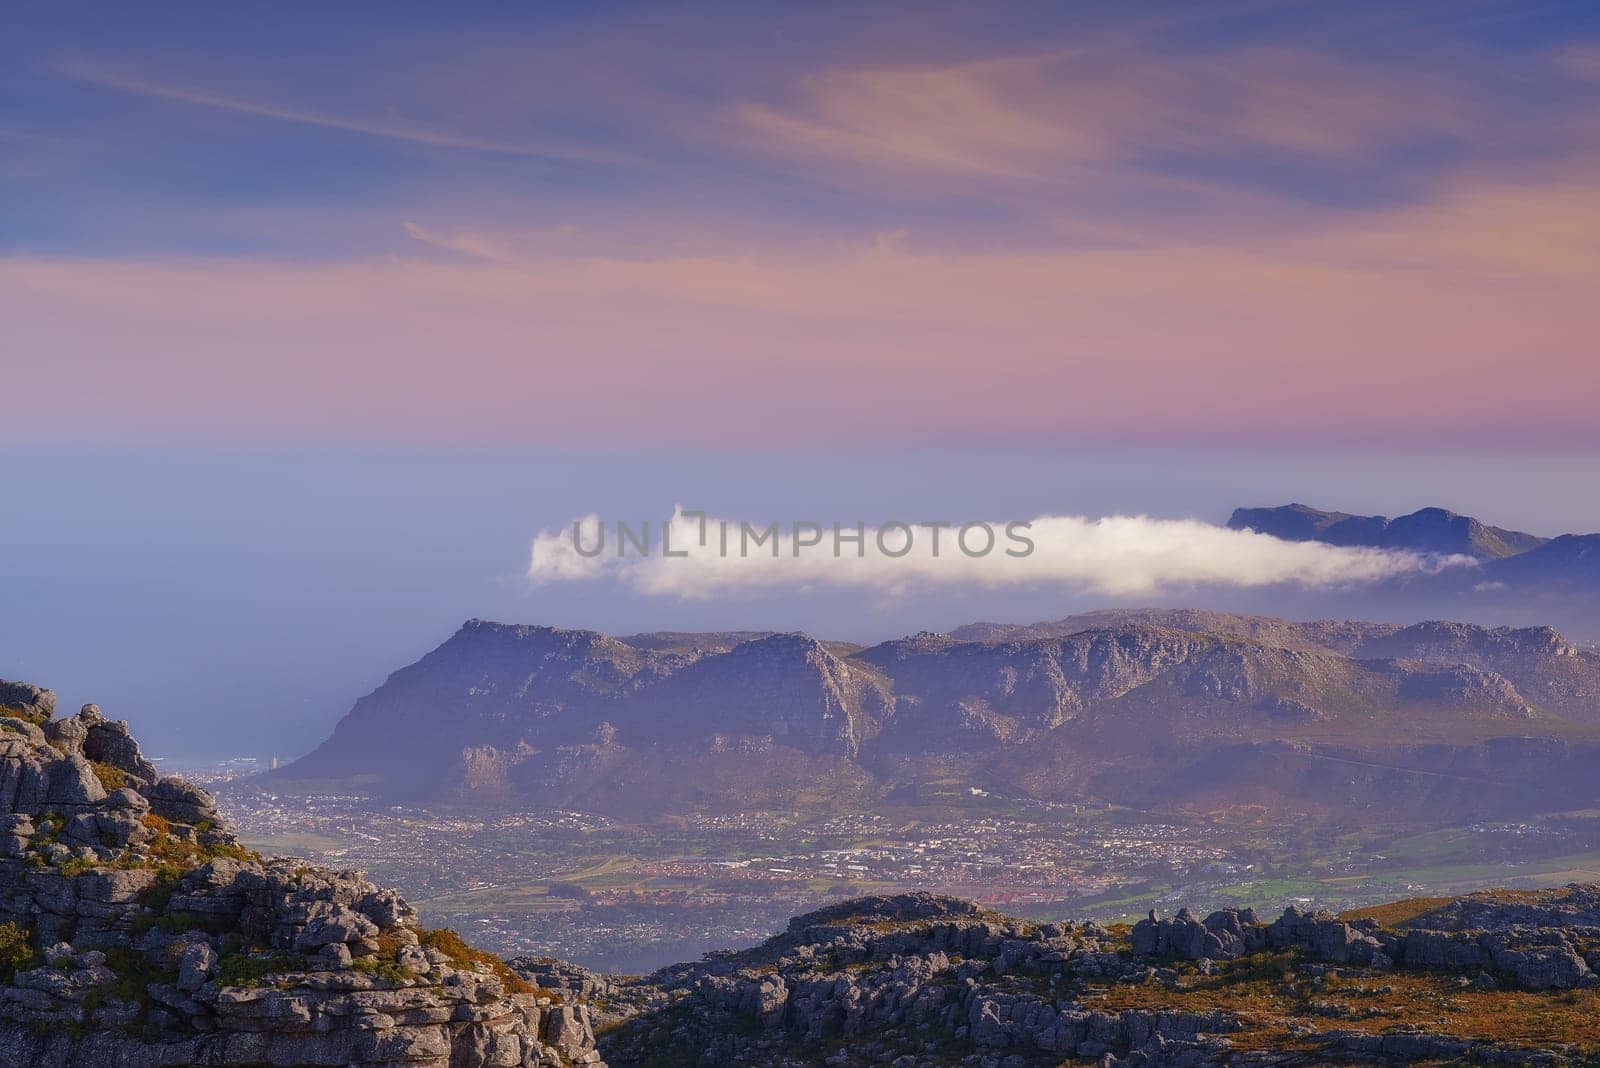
[
  {"left": 527, "top": 509, "right": 1473, "bottom": 599},
  {"left": 401, "top": 222, "right": 519, "bottom": 263},
  {"left": 59, "top": 61, "right": 633, "bottom": 167},
  {"left": 730, "top": 45, "right": 1468, "bottom": 186},
  {"left": 734, "top": 55, "right": 1093, "bottom": 180}
]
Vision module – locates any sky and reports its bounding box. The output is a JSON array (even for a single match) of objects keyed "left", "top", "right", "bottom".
[
  {"left": 3, "top": 2, "right": 1600, "bottom": 759},
  {"left": 5, "top": 0, "right": 1600, "bottom": 448}
]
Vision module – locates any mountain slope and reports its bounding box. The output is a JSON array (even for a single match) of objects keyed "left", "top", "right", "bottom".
[
  {"left": 1482, "top": 532, "right": 1600, "bottom": 589},
  {"left": 285, "top": 621, "right": 667, "bottom": 787}
]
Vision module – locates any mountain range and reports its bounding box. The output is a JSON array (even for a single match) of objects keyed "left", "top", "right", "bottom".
[{"left": 273, "top": 607, "right": 1600, "bottom": 825}]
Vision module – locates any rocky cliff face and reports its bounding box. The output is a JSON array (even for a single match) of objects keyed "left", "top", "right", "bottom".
[
  {"left": 0, "top": 679, "right": 604, "bottom": 1068},
  {"left": 906, "top": 610, "right": 1600, "bottom": 736},
  {"left": 589, "top": 886, "right": 1600, "bottom": 1067},
  {"left": 862, "top": 627, "right": 1212, "bottom": 750},
  {"left": 613, "top": 633, "right": 893, "bottom": 757}
]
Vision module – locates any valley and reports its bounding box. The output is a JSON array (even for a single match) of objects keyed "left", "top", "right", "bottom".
[{"left": 213, "top": 784, "right": 1600, "bottom": 973}]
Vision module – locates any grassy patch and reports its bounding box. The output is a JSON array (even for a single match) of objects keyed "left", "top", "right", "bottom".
[
  {"left": 133, "top": 812, "right": 261, "bottom": 873},
  {"left": 1339, "top": 895, "right": 1452, "bottom": 928},
  {"left": 1083, "top": 950, "right": 1600, "bottom": 1056},
  {"left": 0, "top": 704, "right": 46, "bottom": 725},
  {"left": 90, "top": 761, "right": 129, "bottom": 792}
]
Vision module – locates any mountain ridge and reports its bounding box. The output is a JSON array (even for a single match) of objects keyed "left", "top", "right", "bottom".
[{"left": 271, "top": 611, "right": 1600, "bottom": 825}]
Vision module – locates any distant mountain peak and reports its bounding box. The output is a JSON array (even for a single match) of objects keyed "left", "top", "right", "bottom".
[{"left": 1227, "top": 503, "right": 1548, "bottom": 560}]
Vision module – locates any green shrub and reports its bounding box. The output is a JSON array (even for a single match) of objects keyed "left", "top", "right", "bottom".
[
  {"left": 83, "top": 946, "right": 176, "bottom": 1023},
  {"left": 58, "top": 855, "right": 98, "bottom": 878},
  {"left": 0, "top": 922, "right": 35, "bottom": 981},
  {"left": 136, "top": 863, "right": 186, "bottom": 914},
  {"left": 214, "top": 951, "right": 305, "bottom": 988}
]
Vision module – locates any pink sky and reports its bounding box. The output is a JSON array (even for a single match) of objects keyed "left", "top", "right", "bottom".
[{"left": 4, "top": 5, "right": 1599, "bottom": 448}]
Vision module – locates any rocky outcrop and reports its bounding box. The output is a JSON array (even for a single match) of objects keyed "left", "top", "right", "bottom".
[
  {"left": 590, "top": 886, "right": 1600, "bottom": 1067},
  {"left": 1132, "top": 891, "right": 1600, "bottom": 992},
  {"left": 0, "top": 679, "right": 604, "bottom": 1067},
  {"left": 1130, "top": 907, "right": 1266, "bottom": 961},
  {"left": 1417, "top": 884, "right": 1600, "bottom": 932},
  {"left": 597, "top": 893, "right": 1239, "bottom": 1067}
]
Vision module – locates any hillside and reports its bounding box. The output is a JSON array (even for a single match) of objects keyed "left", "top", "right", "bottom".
[
  {"left": 271, "top": 614, "right": 1600, "bottom": 824},
  {"left": 0, "top": 678, "right": 605, "bottom": 1067}
]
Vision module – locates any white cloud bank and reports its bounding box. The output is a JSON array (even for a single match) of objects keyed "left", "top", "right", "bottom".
[{"left": 527, "top": 508, "right": 1474, "bottom": 599}]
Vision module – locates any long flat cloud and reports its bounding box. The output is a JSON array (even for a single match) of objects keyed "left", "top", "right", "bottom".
[{"left": 527, "top": 510, "right": 1472, "bottom": 599}]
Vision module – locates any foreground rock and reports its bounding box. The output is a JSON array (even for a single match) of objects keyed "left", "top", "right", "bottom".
[
  {"left": 0, "top": 679, "right": 603, "bottom": 1067},
  {"left": 583, "top": 887, "right": 1600, "bottom": 1067}
]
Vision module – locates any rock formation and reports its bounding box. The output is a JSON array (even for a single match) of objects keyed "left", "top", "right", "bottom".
[{"left": 0, "top": 679, "right": 604, "bottom": 1067}]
